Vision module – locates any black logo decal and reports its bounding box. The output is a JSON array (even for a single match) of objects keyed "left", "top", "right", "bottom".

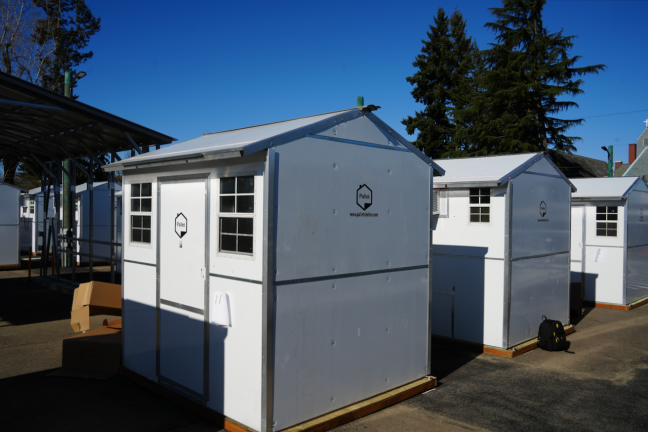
[
  {"left": 356, "top": 184, "right": 373, "bottom": 210},
  {"left": 641, "top": 208, "right": 644, "bottom": 221},
  {"left": 540, "top": 201, "right": 547, "bottom": 217},
  {"left": 175, "top": 213, "right": 187, "bottom": 238}
]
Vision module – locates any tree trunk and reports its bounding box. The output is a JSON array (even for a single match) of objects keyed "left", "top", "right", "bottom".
[{"left": 2, "top": 155, "right": 19, "bottom": 184}]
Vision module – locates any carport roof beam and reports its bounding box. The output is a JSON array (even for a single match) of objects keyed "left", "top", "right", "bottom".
[{"left": 0, "top": 71, "right": 175, "bottom": 162}]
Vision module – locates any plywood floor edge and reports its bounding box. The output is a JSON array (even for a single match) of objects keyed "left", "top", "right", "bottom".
[
  {"left": 583, "top": 296, "right": 648, "bottom": 311},
  {"left": 0, "top": 264, "right": 21, "bottom": 270},
  {"left": 279, "top": 376, "right": 437, "bottom": 432},
  {"left": 433, "top": 325, "right": 576, "bottom": 359}
]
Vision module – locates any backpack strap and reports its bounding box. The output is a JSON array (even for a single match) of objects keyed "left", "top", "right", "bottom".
[{"left": 542, "top": 315, "right": 547, "bottom": 321}]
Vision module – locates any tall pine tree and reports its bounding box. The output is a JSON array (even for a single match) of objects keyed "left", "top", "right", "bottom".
[
  {"left": 466, "top": 0, "right": 605, "bottom": 154},
  {"left": 32, "top": 0, "right": 100, "bottom": 97},
  {"left": 402, "top": 8, "right": 479, "bottom": 159}
]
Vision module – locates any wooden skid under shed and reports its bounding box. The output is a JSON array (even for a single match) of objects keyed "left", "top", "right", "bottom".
[
  {"left": 433, "top": 325, "right": 576, "bottom": 359},
  {"left": 583, "top": 295, "right": 648, "bottom": 311},
  {"left": 0, "top": 264, "right": 21, "bottom": 270},
  {"left": 121, "top": 367, "right": 436, "bottom": 432}
]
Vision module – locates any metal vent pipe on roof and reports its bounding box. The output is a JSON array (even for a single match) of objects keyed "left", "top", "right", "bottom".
[{"left": 357, "top": 96, "right": 364, "bottom": 107}]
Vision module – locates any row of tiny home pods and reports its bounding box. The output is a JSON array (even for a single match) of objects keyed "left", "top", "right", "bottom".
[
  {"left": 103, "top": 106, "right": 444, "bottom": 432},
  {"left": 19, "top": 182, "right": 122, "bottom": 265},
  {"left": 569, "top": 177, "right": 648, "bottom": 307}
]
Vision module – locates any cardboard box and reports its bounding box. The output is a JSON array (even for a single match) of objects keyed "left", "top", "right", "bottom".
[
  {"left": 70, "top": 281, "right": 122, "bottom": 332},
  {"left": 49, "top": 326, "right": 122, "bottom": 380}
]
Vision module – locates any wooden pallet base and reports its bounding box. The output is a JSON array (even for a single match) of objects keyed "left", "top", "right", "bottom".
[
  {"left": 278, "top": 376, "right": 437, "bottom": 432},
  {"left": 121, "top": 367, "right": 436, "bottom": 432},
  {"left": 0, "top": 264, "right": 21, "bottom": 270},
  {"left": 583, "top": 295, "right": 648, "bottom": 311},
  {"left": 433, "top": 325, "right": 576, "bottom": 359}
]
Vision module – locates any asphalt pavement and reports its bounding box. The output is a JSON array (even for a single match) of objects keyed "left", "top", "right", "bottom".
[{"left": 1, "top": 264, "right": 647, "bottom": 432}]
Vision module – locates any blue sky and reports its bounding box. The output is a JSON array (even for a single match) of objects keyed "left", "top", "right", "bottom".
[{"left": 78, "top": 0, "right": 648, "bottom": 164}]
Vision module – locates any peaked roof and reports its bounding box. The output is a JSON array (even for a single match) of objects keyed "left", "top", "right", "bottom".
[
  {"left": 433, "top": 153, "right": 576, "bottom": 191},
  {"left": 570, "top": 177, "right": 643, "bottom": 200},
  {"left": 103, "top": 106, "right": 445, "bottom": 175},
  {"left": 0, "top": 180, "right": 27, "bottom": 192}
]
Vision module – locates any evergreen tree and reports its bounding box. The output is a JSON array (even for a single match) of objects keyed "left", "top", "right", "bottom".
[
  {"left": 467, "top": 0, "right": 605, "bottom": 154},
  {"left": 32, "top": 0, "right": 100, "bottom": 97},
  {"left": 402, "top": 7, "right": 479, "bottom": 159}
]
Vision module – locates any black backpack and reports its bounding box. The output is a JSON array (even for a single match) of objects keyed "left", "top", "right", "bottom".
[{"left": 537, "top": 315, "right": 570, "bottom": 351}]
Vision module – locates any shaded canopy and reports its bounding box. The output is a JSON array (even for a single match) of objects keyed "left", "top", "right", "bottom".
[{"left": 0, "top": 71, "right": 175, "bottom": 176}]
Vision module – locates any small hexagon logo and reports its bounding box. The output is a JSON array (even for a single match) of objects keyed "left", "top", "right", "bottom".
[
  {"left": 175, "top": 213, "right": 187, "bottom": 238},
  {"left": 357, "top": 184, "right": 372, "bottom": 210},
  {"left": 540, "top": 201, "right": 547, "bottom": 217}
]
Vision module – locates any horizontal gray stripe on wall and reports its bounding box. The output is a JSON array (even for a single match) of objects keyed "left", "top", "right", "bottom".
[
  {"left": 628, "top": 243, "right": 648, "bottom": 249},
  {"left": 124, "top": 259, "right": 156, "bottom": 267},
  {"left": 275, "top": 265, "right": 428, "bottom": 286},
  {"left": 160, "top": 298, "right": 204, "bottom": 315},
  {"left": 209, "top": 273, "right": 262, "bottom": 285},
  {"left": 433, "top": 253, "right": 504, "bottom": 261},
  {"left": 584, "top": 245, "right": 624, "bottom": 249},
  {"left": 511, "top": 251, "right": 569, "bottom": 262}
]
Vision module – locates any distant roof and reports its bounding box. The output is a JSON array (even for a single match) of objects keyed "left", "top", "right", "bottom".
[
  {"left": 103, "top": 106, "right": 445, "bottom": 175},
  {"left": 614, "top": 164, "right": 630, "bottom": 177},
  {"left": 570, "top": 177, "right": 643, "bottom": 200},
  {"left": 0, "top": 72, "right": 175, "bottom": 168},
  {"left": 547, "top": 150, "right": 607, "bottom": 178},
  {"left": 433, "top": 152, "right": 575, "bottom": 191},
  {"left": 28, "top": 181, "right": 120, "bottom": 195}
]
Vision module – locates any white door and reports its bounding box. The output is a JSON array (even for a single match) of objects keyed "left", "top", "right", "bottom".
[{"left": 158, "top": 177, "right": 209, "bottom": 398}]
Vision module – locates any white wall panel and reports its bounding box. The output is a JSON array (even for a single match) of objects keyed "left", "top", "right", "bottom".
[
  {"left": 274, "top": 137, "right": 429, "bottom": 281},
  {"left": 626, "top": 190, "right": 648, "bottom": 248},
  {"left": 315, "top": 115, "right": 405, "bottom": 149},
  {"left": 0, "top": 226, "right": 19, "bottom": 266},
  {"left": 432, "top": 255, "right": 505, "bottom": 347},
  {"left": 511, "top": 174, "right": 571, "bottom": 259},
  {"left": 509, "top": 253, "right": 570, "bottom": 347},
  {"left": 272, "top": 269, "right": 428, "bottom": 430},
  {"left": 626, "top": 245, "right": 648, "bottom": 303},
  {"left": 583, "top": 245, "right": 625, "bottom": 304},
  {"left": 123, "top": 261, "right": 157, "bottom": 381},
  {"left": 432, "top": 187, "right": 507, "bottom": 259},
  {"left": 207, "top": 278, "right": 262, "bottom": 431}
]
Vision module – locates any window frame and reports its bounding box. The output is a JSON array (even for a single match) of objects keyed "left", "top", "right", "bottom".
[
  {"left": 596, "top": 206, "right": 618, "bottom": 237},
  {"left": 217, "top": 174, "right": 256, "bottom": 258},
  {"left": 130, "top": 182, "right": 153, "bottom": 245},
  {"left": 469, "top": 187, "right": 491, "bottom": 223}
]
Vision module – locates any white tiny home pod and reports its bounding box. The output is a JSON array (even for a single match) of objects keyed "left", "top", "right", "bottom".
[
  {"left": 570, "top": 177, "right": 648, "bottom": 307},
  {"left": 103, "top": 106, "right": 444, "bottom": 432},
  {"left": 432, "top": 153, "right": 575, "bottom": 350},
  {"left": 0, "top": 181, "right": 25, "bottom": 268}
]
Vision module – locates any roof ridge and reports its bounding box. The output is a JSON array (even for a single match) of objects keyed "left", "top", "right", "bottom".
[{"left": 202, "top": 107, "right": 359, "bottom": 136}]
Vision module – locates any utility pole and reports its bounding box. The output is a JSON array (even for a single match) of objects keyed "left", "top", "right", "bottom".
[{"left": 62, "top": 71, "right": 73, "bottom": 267}]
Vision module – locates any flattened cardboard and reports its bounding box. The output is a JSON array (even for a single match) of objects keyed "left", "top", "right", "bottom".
[
  {"left": 49, "top": 326, "right": 122, "bottom": 380},
  {"left": 70, "top": 281, "right": 122, "bottom": 332},
  {"left": 103, "top": 318, "right": 122, "bottom": 330}
]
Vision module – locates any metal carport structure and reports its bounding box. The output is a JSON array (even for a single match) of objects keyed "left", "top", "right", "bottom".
[{"left": 0, "top": 71, "right": 175, "bottom": 285}]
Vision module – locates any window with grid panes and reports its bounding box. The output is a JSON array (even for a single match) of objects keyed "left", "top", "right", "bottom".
[
  {"left": 131, "top": 183, "right": 152, "bottom": 243},
  {"left": 219, "top": 176, "right": 254, "bottom": 254},
  {"left": 596, "top": 206, "right": 618, "bottom": 237},
  {"left": 469, "top": 188, "right": 490, "bottom": 223}
]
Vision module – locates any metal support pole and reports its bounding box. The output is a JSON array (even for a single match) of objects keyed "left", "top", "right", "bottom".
[
  {"left": 63, "top": 71, "right": 74, "bottom": 267},
  {"left": 71, "top": 162, "right": 77, "bottom": 282},
  {"left": 89, "top": 158, "right": 94, "bottom": 280},
  {"left": 53, "top": 165, "right": 61, "bottom": 277},
  {"left": 110, "top": 154, "right": 115, "bottom": 284}
]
